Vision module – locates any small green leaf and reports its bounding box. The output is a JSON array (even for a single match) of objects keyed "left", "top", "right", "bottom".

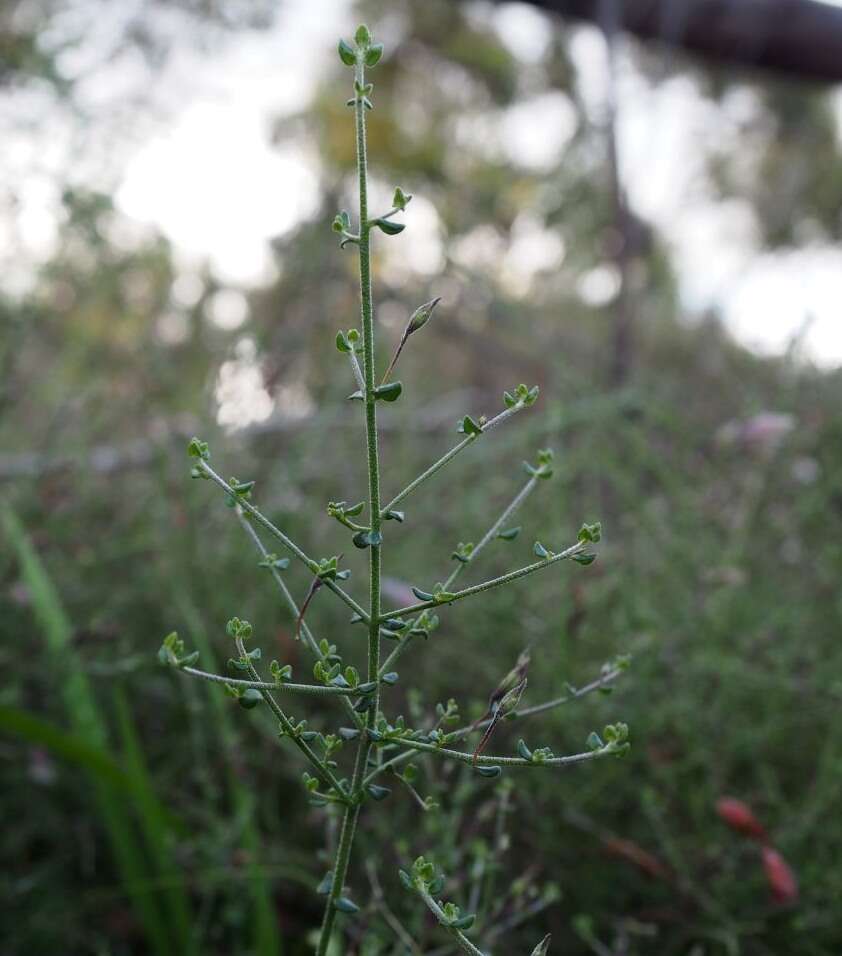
[
  {"left": 458, "top": 414, "right": 482, "bottom": 436},
  {"left": 392, "top": 186, "right": 412, "bottom": 210},
  {"left": 187, "top": 437, "right": 210, "bottom": 460},
  {"left": 336, "top": 330, "right": 351, "bottom": 352},
  {"left": 338, "top": 38, "right": 356, "bottom": 66},
  {"left": 366, "top": 784, "right": 391, "bottom": 801},
  {"left": 577, "top": 521, "right": 602, "bottom": 544},
  {"left": 533, "top": 541, "right": 550, "bottom": 559},
  {"left": 517, "top": 739, "right": 533, "bottom": 761},
  {"left": 384, "top": 509, "right": 404, "bottom": 522},
  {"left": 586, "top": 731, "right": 604, "bottom": 751},
  {"left": 373, "top": 218, "right": 405, "bottom": 236},
  {"left": 475, "top": 765, "right": 502, "bottom": 778},
  {"left": 427, "top": 874, "right": 445, "bottom": 895},
  {"left": 411, "top": 587, "right": 434, "bottom": 601},
  {"left": 365, "top": 43, "right": 384, "bottom": 67},
  {"left": 572, "top": 552, "right": 596, "bottom": 566},
  {"left": 335, "top": 896, "right": 359, "bottom": 914},
  {"left": 398, "top": 869, "right": 413, "bottom": 890},
  {"left": 345, "top": 501, "right": 365, "bottom": 517},
  {"left": 353, "top": 530, "right": 383, "bottom": 549},
  {"left": 238, "top": 688, "right": 262, "bottom": 710},
  {"left": 382, "top": 672, "right": 399, "bottom": 685},
  {"left": 497, "top": 526, "right": 521, "bottom": 541},
  {"left": 316, "top": 871, "right": 334, "bottom": 895},
  {"left": 374, "top": 381, "right": 402, "bottom": 402},
  {"left": 451, "top": 914, "right": 476, "bottom": 930},
  {"left": 354, "top": 24, "right": 371, "bottom": 47}
]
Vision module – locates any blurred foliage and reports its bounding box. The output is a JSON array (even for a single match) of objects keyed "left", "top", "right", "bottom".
[{"left": 1, "top": 0, "right": 842, "bottom": 954}]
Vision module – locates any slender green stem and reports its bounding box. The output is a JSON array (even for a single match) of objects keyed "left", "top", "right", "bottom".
[
  {"left": 380, "top": 736, "right": 617, "bottom": 769},
  {"left": 198, "top": 461, "right": 369, "bottom": 623},
  {"left": 317, "top": 749, "right": 364, "bottom": 950},
  {"left": 380, "top": 404, "right": 527, "bottom": 518},
  {"left": 233, "top": 637, "right": 348, "bottom": 798},
  {"left": 380, "top": 540, "right": 587, "bottom": 622},
  {"left": 378, "top": 475, "right": 540, "bottom": 678},
  {"left": 181, "top": 666, "right": 363, "bottom": 696},
  {"left": 414, "top": 884, "right": 487, "bottom": 956},
  {"left": 444, "top": 476, "right": 537, "bottom": 591},
  {"left": 317, "top": 49, "right": 383, "bottom": 956}
]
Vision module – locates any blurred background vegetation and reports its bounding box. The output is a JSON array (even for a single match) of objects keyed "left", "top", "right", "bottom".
[{"left": 2, "top": 0, "right": 841, "bottom": 954}]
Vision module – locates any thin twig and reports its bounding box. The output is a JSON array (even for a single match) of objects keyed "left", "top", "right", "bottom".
[
  {"left": 182, "top": 666, "right": 363, "bottom": 696},
  {"left": 379, "top": 404, "right": 528, "bottom": 518},
  {"left": 379, "top": 540, "right": 587, "bottom": 621}
]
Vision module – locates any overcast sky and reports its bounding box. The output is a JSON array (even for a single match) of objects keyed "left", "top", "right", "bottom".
[{"left": 4, "top": 0, "right": 842, "bottom": 367}]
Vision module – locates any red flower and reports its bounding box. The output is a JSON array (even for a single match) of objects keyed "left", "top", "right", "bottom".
[
  {"left": 761, "top": 846, "right": 798, "bottom": 905},
  {"left": 715, "top": 797, "right": 767, "bottom": 841}
]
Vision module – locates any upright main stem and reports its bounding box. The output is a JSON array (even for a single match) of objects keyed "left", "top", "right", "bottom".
[{"left": 317, "top": 54, "right": 382, "bottom": 955}]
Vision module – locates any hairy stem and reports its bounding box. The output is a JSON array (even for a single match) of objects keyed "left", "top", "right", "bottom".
[
  {"left": 317, "top": 49, "right": 382, "bottom": 956},
  {"left": 414, "top": 883, "right": 487, "bottom": 956},
  {"left": 380, "top": 539, "right": 587, "bottom": 622},
  {"left": 380, "top": 735, "right": 617, "bottom": 769},
  {"left": 182, "top": 666, "right": 364, "bottom": 696}
]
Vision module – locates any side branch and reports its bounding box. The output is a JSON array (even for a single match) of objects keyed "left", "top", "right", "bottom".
[
  {"left": 379, "top": 404, "right": 528, "bottom": 518},
  {"left": 181, "top": 666, "right": 366, "bottom": 697},
  {"left": 413, "top": 884, "right": 486, "bottom": 956},
  {"left": 379, "top": 540, "right": 588, "bottom": 621},
  {"left": 375, "top": 735, "right": 618, "bottom": 769}
]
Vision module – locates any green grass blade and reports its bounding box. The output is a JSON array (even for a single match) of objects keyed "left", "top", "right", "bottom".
[
  {"left": 113, "top": 687, "right": 196, "bottom": 956},
  {"left": 177, "top": 593, "right": 281, "bottom": 956},
  {"left": 1, "top": 505, "right": 177, "bottom": 955}
]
